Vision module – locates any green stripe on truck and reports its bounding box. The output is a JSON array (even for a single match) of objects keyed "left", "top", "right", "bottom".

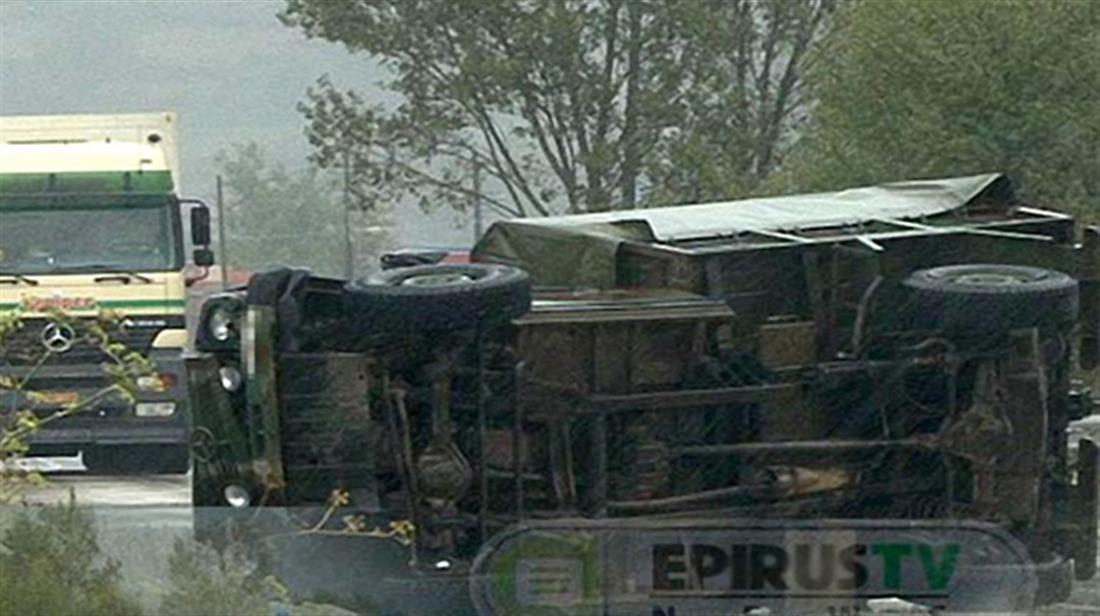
[
  {"left": 0, "top": 170, "right": 173, "bottom": 202},
  {"left": 0, "top": 299, "right": 186, "bottom": 312}
]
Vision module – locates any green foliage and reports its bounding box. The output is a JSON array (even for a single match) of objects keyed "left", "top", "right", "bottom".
[
  {"left": 281, "top": 0, "right": 837, "bottom": 216},
  {"left": 0, "top": 497, "right": 144, "bottom": 615},
  {"left": 777, "top": 0, "right": 1099, "bottom": 222},
  {"left": 157, "top": 538, "right": 273, "bottom": 616},
  {"left": 218, "top": 142, "right": 390, "bottom": 278}
]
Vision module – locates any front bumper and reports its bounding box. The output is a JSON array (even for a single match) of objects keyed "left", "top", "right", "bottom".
[
  {"left": 27, "top": 423, "right": 188, "bottom": 447},
  {"left": 3, "top": 349, "right": 190, "bottom": 449}
]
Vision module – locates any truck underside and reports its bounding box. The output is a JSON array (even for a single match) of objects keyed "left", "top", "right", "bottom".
[{"left": 187, "top": 174, "right": 1099, "bottom": 613}]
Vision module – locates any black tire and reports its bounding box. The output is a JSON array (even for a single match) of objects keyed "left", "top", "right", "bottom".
[
  {"left": 345, "top": 263, "right": 532, "bottom": 333},
  {"left": 83, "top": 445, "right": 189, "bottom": 475},
  {"left": 903, "top": 264, "right": 1078, "bottom": 335}
]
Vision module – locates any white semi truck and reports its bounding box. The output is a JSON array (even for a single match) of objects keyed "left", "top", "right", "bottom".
[{"left": 0, "top": 112, "right": 214, "bottom": 473}]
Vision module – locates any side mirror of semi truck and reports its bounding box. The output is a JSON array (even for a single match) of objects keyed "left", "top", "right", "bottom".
[
  {"left": 191, "top": 206, "right": 211, "bottom": 246},
  {"left": 193, "top": 248, "right": 215, "bottom": 267},
  {"left": 186, "top": 204, "right": 214, "bottom": 284}
]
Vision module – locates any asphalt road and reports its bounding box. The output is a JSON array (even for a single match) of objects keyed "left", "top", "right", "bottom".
[{"left": 17, "top": 461, "right": 191, "bottom": 507}]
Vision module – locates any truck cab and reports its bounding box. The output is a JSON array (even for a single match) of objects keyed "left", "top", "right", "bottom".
[{"left": 0, "top": 112, "right": 213, "bottom": 472}]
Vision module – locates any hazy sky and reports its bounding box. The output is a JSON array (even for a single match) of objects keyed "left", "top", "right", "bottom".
[{"left": 0, "top": 0, "right": 475, "bottom": 246}]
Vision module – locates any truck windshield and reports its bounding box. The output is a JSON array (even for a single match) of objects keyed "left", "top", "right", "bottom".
[{"left": 0, "top": 203, "right": 181, "bottom": 275}]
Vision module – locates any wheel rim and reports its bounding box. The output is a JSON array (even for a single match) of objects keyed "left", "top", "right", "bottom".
[
  {"left": 400, "top": 272, "right": 476, "bottom": 287},
  {"left": 953, "top": 272, "right": 1032, "bottom": 286}
]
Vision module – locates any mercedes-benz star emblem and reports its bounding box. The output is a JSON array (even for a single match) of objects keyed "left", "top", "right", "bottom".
[{"left": 40, "top": 323, "right": 76, "bottom": 353}]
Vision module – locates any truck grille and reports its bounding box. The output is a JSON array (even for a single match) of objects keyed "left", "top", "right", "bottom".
[{"left": 0, "top": 317, "right": 177, "bottom": 366}]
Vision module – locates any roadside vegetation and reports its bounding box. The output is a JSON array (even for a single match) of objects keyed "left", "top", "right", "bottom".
[
  {"left": 271, "top": 0, "right": 1097, "bottom": 221},
  {"left": 213, "top": 0, "right": 1096, "bottom": 284},
  {"left": 776, "top": 0, "right": 1099, "bottom": 224},
  {"left": 0, "top": 311, "right": 154, "bottom": 614},
  {"left": 0, "top": 312, "right": 356, "bottom": 616},
  {"left": 281, "top": 0, "right": 837, "bottom": 216},
  {"left": 216, "top": 142, "right": 391, "bottom": 279},
  {"left": 0, "top": 498, "right": 145, "bottom": 616}
]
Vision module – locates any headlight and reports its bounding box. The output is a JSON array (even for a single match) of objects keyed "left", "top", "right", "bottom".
[
  {"left": 209, "top": 307, "right": 235, "bottom": 341},
  {"left": 196, "top": 293, "right": 245, "bottom": 351},
  {"left": 224, "top": 484, "right": 251, "bottom": 508},
  {"left": 218, "top": 366, "right": 242, "bottom": 392}
]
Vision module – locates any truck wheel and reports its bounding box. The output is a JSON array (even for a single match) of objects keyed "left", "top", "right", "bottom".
[
  {"left": 83, "top": 445, "right": 189, "bottom": 475},
  {"left": 903, "top": 264, "right": 1078, "bottom": 335},
  {"left": 345, "top": 263, "right": 532, "bottom": 333}
]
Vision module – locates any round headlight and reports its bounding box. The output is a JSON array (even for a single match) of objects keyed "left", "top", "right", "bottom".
[
  {"left": 224, "top": 484, "right": 251, "bottom": 508},
  {"left": 218, "top": 366, "right": 242, "bottom": 392},
  {"left": 209, "top": 307, "right": 235, "bottom": 341}
]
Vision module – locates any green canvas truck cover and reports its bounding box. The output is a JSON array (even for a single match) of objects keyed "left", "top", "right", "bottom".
[{"left": 472, "top": 173, "right": 1012, "bottom": 287}]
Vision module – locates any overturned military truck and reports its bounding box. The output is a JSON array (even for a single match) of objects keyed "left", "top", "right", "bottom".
[{"left": 187, "top": 173, "right": 1099, "bottom": 614}]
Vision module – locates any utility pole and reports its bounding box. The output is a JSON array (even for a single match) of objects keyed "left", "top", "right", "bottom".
[
  {"left": 342, "top": 147, "right": 353, "bottom": 280},
  {"left": 473, "top": 159, "right": 483, "bottom": 243},
  {"left": 216, "top": 174, "right": 229, "bottom": 290}
]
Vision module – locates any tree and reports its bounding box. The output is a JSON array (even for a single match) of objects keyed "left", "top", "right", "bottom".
[
  {"left": 280, "top": 0, "right": 837, "bottom": 217},
  {"left": 218, "top": 143, "right": 389, "bottom": 278},
  {"left": 776, "top": 0, "right": 1099, "bottom": 222}
]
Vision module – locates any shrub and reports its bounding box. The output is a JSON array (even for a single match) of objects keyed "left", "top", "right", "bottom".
[{"left": 0, "top": 495, "right": 144, "bottom": 616}]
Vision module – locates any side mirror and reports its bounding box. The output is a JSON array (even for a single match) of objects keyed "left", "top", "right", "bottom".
[
  {"left": 193, "top": 247, "right": 215, "bottom": 267},
  {"left": 191, "top": 207, "right": 211, "bottom": 246}
]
